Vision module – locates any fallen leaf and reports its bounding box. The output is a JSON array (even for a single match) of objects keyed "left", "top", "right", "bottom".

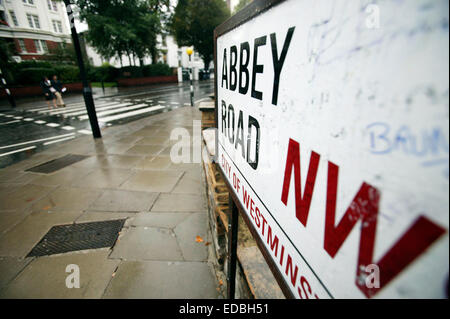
[
  {"left": 219, "top": 280, "right": 223, "bottom": 286},
  {"left": 112, "top": 272, "right": 116, "bottom": 277},
  {"left": 25, "top": 198, "right": 35, "bottom": 202},
  {"left": 195, "top": 236, "right": 204, "bottom": 243},
  {"left": 42, "top": 205, "right": 52, "bottom": 210},
  {"left": 205, "top": 242, "right": 211, "bottom": 246}
]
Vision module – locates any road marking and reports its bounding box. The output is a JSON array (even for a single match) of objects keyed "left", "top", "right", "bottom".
[
  {"left": 43, "top": 136, "right": 76, "bottom": 145},
  {"left": 184, "top": 103, "right": 191, "bottom": 106},
  {"left": 171, "top": 102, "right": 179, "bottom": 105},
  {"left": 34, "top": 120, "right": 46, "bottom": 124},
  {"left": 78, "top": 129, "right": 92, "bottom": 135},
  {"left": 13, "top": 116, "right": 23, "bottom": 119},
  {"left": 46, "top": 123, "right": 60, "bottom": 127},
  {"left": 61, "top": 126, "right": 75, "bottom": 131},
  {"left": 0, "top": 146, "right": 36, "bottom": 157},
  {"left": 80, "top": 103, "right": 147, "bottom": 120},
  {"left": 4, "top": 115, "right": 13, "bottom": 118},
  {"left": 23, "top": 118, "right": 34, "bottom": 121},
  {"left": 0, "top": 120, "right": 21, "bottom": 125},
  {"left": 158, "top": 101, "right": 166, "bottom": 103},
  {"left": 99, "top": 105, "right": 165, "bottom": 123},
  {"left": 61, "top": 102, "right": 130, "bottom": 117},
  {"left": 45, "top": 101, "right": 112, "bottom": 115},
  {"left": 0, "top": 133, "right": 76, "bottom": 150}
]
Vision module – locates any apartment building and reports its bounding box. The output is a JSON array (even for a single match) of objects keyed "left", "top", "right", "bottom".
[{"left": 0, "top": 0, "right": 71, "bottom": 61}]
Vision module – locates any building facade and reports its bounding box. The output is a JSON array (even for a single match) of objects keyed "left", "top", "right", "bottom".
[{"left": 0, "top": 0, "right": 71, "bottom": 61}]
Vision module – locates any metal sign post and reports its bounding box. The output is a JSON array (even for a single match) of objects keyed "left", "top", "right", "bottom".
[
  {"left": 226, "top": 197, "right": 239, "bottom": 299},
  {"left": 64, "top": 0, "right": 101, "bottom": 139}
]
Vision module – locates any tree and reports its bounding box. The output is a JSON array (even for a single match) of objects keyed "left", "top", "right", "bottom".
[
  {"left": 234, "top": 0, "right": 253, "bottom": 13},
  {"left": 170, "top": 0, "right": 230, "bottom": 70},
  {"left": 75, "top": 0, "right": 170, "bottom": 66}
]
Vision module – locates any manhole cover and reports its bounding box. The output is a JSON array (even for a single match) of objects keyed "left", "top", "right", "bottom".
[
  {"left": 27, "top": 219, "right": 126, "bottom": 257},
  {"left": 26, "top": 154, "right": 89, "bottom": 174}
]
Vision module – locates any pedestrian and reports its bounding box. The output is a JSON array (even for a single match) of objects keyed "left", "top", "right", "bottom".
[
  {"left": 40, "top": 76, "right": 57, "bottom": 109},
  {"left": 51, "top": 75, "right": 66, "bottom": 107}
]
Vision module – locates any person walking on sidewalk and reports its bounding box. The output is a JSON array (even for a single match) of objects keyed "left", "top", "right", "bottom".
[
  {"left": 40, "top": 76, "right": 57, "bottom": 109},
  {"left": 51, "top": 75, "right": 66, "bottom": 107}
]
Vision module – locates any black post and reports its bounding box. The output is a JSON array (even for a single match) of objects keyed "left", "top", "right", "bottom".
[
  {"left": 64, "top": 0, "right": 101, "bottom": 138},
  {"left": 227, "top": 196, "right": 239, "bottom": 299},
  {"left": 189, "top": 55, "right": 194, "bottom": 106},
  {"left": 0, "top": 68, "right": 16, "bottom": 108}
]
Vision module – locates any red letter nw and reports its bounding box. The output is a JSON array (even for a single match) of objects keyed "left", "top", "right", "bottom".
[
  {"left": 281, "top": 138, "right": 320, "bottom": 226},
  {"left": 324, "top": 161, "right": 446, "bottom": 298}
]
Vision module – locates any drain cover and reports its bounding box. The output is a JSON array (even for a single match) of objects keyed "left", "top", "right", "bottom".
[
  {"left": 26, "top": 154, "right": 89, "bottom": 174},
  {"left": 27, "top": 219, "right": 126, "bottom": 257}
]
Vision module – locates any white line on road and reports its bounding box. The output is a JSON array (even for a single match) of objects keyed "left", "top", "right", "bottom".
[
  {"left": 61, "top": 126, "right": 75, "bottom": 131},
  {"left": 99, "top": 105, "right": 165, "bottom": 123},
  {"left": 13, "top": 116, "right": 23, "bottom": 119},
  {"left": 78, "top": 129, "right": 92, "bottom": 135},
  {"left": 34, "top": 120, "right": 46, "bottom": 124},
  {"left": 0, "top": 120, "right": 21, "bottom": 125},
  {"left": 23, "top": 118, "right": 34, "bottom": 121},
  {"left": 0, "top": 133, "right": 76, "bottom": 150},
  {"left": 46, "top": 123, "right": 60, "bottom": 127},
  {"left": 0, "top": 146, "right": 36, "bottom": 157},
  {"left": 66, "top": 102, "right": 131, "bottom": 117},
  {"left": 43, "top": 136, "right": 76, "bottom": 145},
  {"left": 80, "top": 103, "right": 147, "bottom": 120}
]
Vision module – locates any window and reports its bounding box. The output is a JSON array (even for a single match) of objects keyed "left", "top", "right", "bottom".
[
  {"left": 9, "top": 11, "right": 19, "bottom": 27},
  {"left": 40, "top": 40, "right": 48, "bottom": 53},
  {"left": 34, "top": 39, "right": 43, "bottom": 53},
  {"left": 47, "top": 0, "right": 58, "bottom": 11},
  {"left": 52, "top": 20, "right": 62, "bottom": 33},
  {"left": 23, "top": 0, "right": 34, "bottom": 5},
  {"left": 18, "top": 39, "right": 27, "bottom": 52},
  {"left": 26, "top": 13, "right": 40, "bottom": 29}
]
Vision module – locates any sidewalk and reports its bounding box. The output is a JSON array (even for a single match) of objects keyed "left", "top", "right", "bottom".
[{"left": 0, "top": 106, "right": 222, "bottom": 298}]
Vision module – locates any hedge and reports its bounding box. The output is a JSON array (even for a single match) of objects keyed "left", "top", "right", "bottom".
[{"left": 7, "top": 61, "right": 173, "bottom": 85}]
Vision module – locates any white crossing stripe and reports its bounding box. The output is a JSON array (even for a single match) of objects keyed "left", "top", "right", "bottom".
[
  {"left": 43, "top": 136, "right": 76, "bottom": 145},
  {"left": 0, "top": 146, "right": 36, "bottom": 157},
  {"left": 158, "top": 101, "right": 166, "bottom": 103},
  {"left": 78, "top": 129, "right": 92, "bottom": 135},
  {"left": 46, "top": 123, "right": 60, "bottom": 127},
  {"left": 79, "top": 103, "right": 147, "bottom": 120},
  {"left": 99, "top": 105, "right": 165, "bottom": 123},
  {"left": 13, "top": 116, "right": 23, "bottom": 119},
  {"left": 0, "top": 120, "right": 21, "bottom": 125},
  {"left": 34, "top": 120, "right": 46, "bottom": 124},
  {"left": 61, "top": 126, "right": 75, "bottom": 131},
  {"left": 4, "top": 115, "right": 13, "bottom": 118},
  {"left": 0, "top": 133, "right": 75, "bottom": 150},
  {"left": 184, "top": 103, "right": 191, "bottom": 106},
  {"left": 23, "top": 118, "right": 34, "bottom": 121},
  {"left": 66, "top": 102, "right": 131, "bottom": 117},
  {"left": 44, "top": 101, "right": 112, "bottom": 115},
  {"left": 171, "top": 102, "right": 179, "bottom": 105}
]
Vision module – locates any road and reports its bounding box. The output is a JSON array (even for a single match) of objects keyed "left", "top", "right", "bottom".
[{"left": 0, "top": 80, "right": 214, "bottom": 168}]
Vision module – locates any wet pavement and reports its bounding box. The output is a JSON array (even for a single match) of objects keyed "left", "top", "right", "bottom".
[
  {"left": 0, "top": 80, "right": 214, "bottom": 168},
  {"left": 0, "top": 100, "right": 222, "bottom": 298}
]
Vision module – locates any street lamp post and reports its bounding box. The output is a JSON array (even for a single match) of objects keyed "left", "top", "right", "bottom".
[
  {"left": 186, "top": 48, "right": 194, "bottom": 107},
  {"left": 64, "top": 0, "right": 101, "bottom": 139},
  {"left": 0, "top": 67, "right": 16, "bottom": 108}
]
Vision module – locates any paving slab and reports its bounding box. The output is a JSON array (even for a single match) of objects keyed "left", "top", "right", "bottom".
[
  {"left": 0, "top": 211, "right": 83, "bottom": 257},
  {"left": 89, "top": 190, "right": 158, "bottom": 212},
  {"left": 125, "top": 212, "right": 192, "bottom": 229},
  {"left": 30, "top": 167, "right": 92, "bottom": 187},
  {"left": 172, "top": 170, "right": 204, "bottom": 194},
  {"left": 71, "top": 168, "right": 133, "bottom": 189},
  {"left": 75, "top": 212, "right": 137, "bottom": 224},
  {"left": 0, "top": 184, "right": 55, "bottom": 212},
  {"left": 0, "top": 250, "right": 119, "bottom": 298},
  {"left": 103, "top": 260, "right": 219, "bottom": 299},
  {"left": 0, "top": 257, "right": 33, "bottom": 292},
  {"left": 0, "top": 211, "right": 30, "bottom": 235},
  {"left": 125, "top": 145, "right": 166, "bottom": 156},
  {"left": 110, "top": 227, "right": 184, "bottom": 261},
  {"left": 120, "top": 170, "right": 183, "bottom": 193},
  {"left": 136, "top": 156, "right": 172, "bottom": 170},
  {"left": 151, "top": 193, "right": 206, "bottom": 212},
  {"left": 31, "top": 187, "right": 102, "bottom": 212},
  {"left": 98, "top": 155, "right": 143, "bottom": 169},
  {"left": 174, "top": 212, "right": 208, "bottom": 261}
]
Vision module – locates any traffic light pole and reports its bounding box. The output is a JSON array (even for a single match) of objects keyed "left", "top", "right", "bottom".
[
  {"left": 0, "top": 68, "right": 16, "bottom": 108},
  {"left": 64, "top": 0, "right": 101, "bottom": 139},
  {"left": 189, "top": 55, "right": 194, "bottom": 107}
]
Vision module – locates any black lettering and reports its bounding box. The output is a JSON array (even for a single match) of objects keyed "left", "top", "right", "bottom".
[
  {"left": 222, "top": 49, "right": 228, "bottom": 89},
  {"left": 235, "top": 110, "right": 245, "bottom": 159},
  {"left": 221, "top": 100, "right": 227, "bottom": 137},
  {"left": 239, "top": 42, "right": 250, "bottom": 95},
  {"left": 228, "top": 104, "right": 235, "bottom": 144},
  {"left": 251, "top": 36, "right": 266, "bottom": 100},
  {"left": 230, "top": 45, "right": 238, "bottom": 91},
  {"left": 270, "top": 27, "right": 295, "bottom": 105},
  {"left": 247, "top": 115, "right": 260, "bottom": 169}
]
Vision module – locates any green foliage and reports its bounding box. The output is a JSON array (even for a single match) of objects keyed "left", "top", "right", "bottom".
[
  {"left": 170, "top": 0, "right": 230, "bottom": 69},
  {"left": 15, "top": 68, "right": 56, "bottom": 85},
  {"left": 76, "top": 0, "right": 170, "bottom": 65},
  {"left": 142, "top": 63, "right": 172, "bottom": 77},
  {"left": 234, "top": 0, "right": 252, "bottom": 13},
  {"left": 8, "top": 62, "right": 80, "bottom": 85}
]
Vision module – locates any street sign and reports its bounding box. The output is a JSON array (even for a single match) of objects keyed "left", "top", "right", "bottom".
[{"left": 214, "top": 0, "right": 449, "bottom": 298}]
